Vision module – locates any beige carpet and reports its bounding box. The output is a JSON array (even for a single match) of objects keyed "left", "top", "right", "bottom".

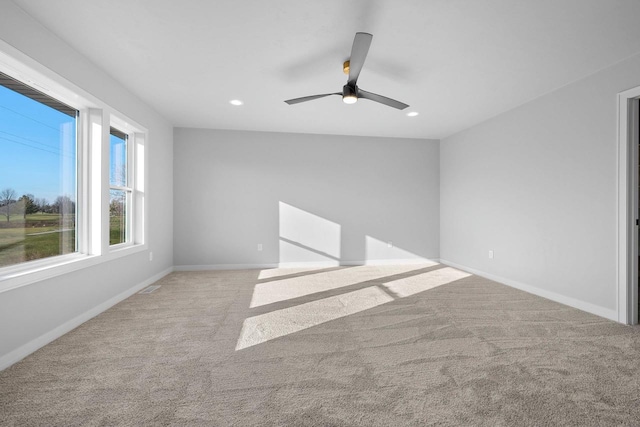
[{"left": 1, "top": 263, "right": 640, "bottom": 426}]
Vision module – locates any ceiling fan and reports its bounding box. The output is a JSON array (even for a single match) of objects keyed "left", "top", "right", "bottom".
[{"left": 284, "top": 32, "right": 409, "bottom": 110}]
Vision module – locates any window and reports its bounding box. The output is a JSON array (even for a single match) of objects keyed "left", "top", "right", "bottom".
[
  {"left": 0, "top": 47, "right": 147, "bottom": 287},
  {"left": 0, "top": 71, "right": 77, "bottom": 268},
  {"left": 109, "top": 128, "right": 129, "bottom": 245}
]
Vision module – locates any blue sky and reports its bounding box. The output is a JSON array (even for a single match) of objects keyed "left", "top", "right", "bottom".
[
  {"left": 110, "top": 133, "right": 126, "bottom": 187},
  {"left": 0, "top": 85, "right": 76, "bottom": 203}
]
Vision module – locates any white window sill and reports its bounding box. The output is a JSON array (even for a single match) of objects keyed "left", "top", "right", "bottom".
[{"left": 0, "top": 243, "right": 148, "bottom": 294}]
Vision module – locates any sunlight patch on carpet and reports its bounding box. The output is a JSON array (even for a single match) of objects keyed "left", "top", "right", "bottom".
[
  {"left": 250, "top": 264, "right": 435, "bottom": 308},
  {"left": 382, "top": 267, "right": 471, "bottom": 297},
  {"left": 236, "top": 286, "right": 394, "bottom": 350}
]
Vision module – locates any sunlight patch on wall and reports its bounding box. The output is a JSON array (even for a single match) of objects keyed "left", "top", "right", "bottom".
[
  {"left": 279, "top": 202, "right": 341, "bottom": 263},
  {"left": 278, "top": 239, "right": 340, "bottom": 264},
  {"left": 250, "top": 264, "right": 431, "bottom": 308},
  {"left": 236, "top": 286, "right": 394, "bottom": 350},
  {"left": 382, "top": 267, "right": 471, "bottom": 298}
]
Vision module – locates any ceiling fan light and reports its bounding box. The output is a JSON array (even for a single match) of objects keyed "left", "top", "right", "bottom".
[
  {"left": 343, "top": 95, "right": 358, "bottom": 104},
  {"left": 342, "top": 85, "right": 358, "bottom": 104}
]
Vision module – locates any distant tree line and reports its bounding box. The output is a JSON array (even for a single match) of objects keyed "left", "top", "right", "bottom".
[{"left": 0, "top": 187, "right": 75, "bottom": 222}]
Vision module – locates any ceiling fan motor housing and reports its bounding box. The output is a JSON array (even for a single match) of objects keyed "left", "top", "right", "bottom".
[{"left": 343, "top": 84, "right": 358, "bottom": 99}]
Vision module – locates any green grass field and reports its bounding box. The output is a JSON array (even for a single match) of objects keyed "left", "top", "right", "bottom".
[
  {"left": 109, "top": 215, "right": 125, "bottom": 245},
  {"left": 0, "top": 213, "right": 76, "bottom": 267},
  {"left": 0, "top": 213, "right": 125, "bottom": 267}
]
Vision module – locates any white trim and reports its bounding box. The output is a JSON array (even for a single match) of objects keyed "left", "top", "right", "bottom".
[
  {"left": 630, "top": 99, "right": 639, "bottom": 325},
  {"left": 341, "top": 258, "right": 438, "bottom": 266},
  {"left": 0, "top": 266, "right": 173, "bottom": 371},
  {"left": 174, "top": 258, "right": 439, "bottom": 271},
  {"left": 617, "top": 85, "right": 640, "bottom": 324},
  {"left": 87, "top": 108, "right": 105, "bottom": 255},
  {"left": 109, "top": 185, "right": 132, "bottom": 192},
  {"left": 440, "top": 259, "right": 618, "bottom": 322},
  {"left": 175, "top": 263, "right": 279, "bottom": 271},
  {"left": 0, "top": 40, "right": 97, "bottom": 111},
  {"left": 133, "top": 132, "right": 147, "bottom": 247},
  {"left": 276, "top": 261, "right": 340, "bottom": 269}
]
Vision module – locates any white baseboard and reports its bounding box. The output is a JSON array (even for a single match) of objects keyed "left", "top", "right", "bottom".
[
  {"left": 276, "top": 261, "right": 340, "bottom": 269},
  {"left": 0, "top": 266, "right": 174, "bottom": 371},
  {"left": 175, "top": 258, "right": 439, "bottom": 271},
  {"left": 341, "top": 258, "right": 440, "bottom": 267},
  {"left": 439, "top": 259, "right": 618, "bottom": 322},
  {"left": 174, "top": 263, "right": 279, "bottom": 271}
]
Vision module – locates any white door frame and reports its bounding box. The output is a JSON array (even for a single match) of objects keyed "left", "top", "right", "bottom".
[{"left": 618, "top": 86, "right": 640, "bottom": 325}]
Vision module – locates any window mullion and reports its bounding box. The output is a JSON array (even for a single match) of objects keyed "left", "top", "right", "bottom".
[
  {"left": 127, "top": 131, "right": 135, "bottom": 245},
  {"left": 109, "top": 185, "right": 132, "bottom": 192},
  {"left": 77, "top": 109, "right": 89, "bottom": 255},
  {"left": 86, "top": 108, "right": 105, "bottom": 255},
  {"left": 134, "top": 132, "right": 146, "bottom": 245},
  {"left": 100, "top": 111, "right": 110, "bottom": 254}
]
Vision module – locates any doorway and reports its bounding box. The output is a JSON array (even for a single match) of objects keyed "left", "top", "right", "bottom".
[
  {"left": 618, "top": 86, "right": 640, "bottom": 325},
  {"left": 636, "top": 98, "right": 640, "bottom": 323}
]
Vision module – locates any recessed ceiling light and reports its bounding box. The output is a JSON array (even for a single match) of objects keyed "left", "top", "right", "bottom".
[
  {"left": 406, "top": 111, "right": 419, "bottom": 117},
  {"left": 229, "top": 99, "right": 243, "bottom": 106}
]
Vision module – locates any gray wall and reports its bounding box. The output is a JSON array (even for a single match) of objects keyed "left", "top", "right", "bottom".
[
  {"left": 0, "top": 3, "right": 174, "bottom": 363},
  {"left": 441, "top": 52, "right": 640, "bottom": 319},
  {"left": 174, "top": 128, "right": 439, "bottom": 267}
]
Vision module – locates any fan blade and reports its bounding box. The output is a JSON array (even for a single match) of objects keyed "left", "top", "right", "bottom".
[
  {"left": 358, "top": 89, "right": 409, "bottom": 110},
  {"left": 284, "top": 93, "right": 341, "bottom": 105},
  {"left": 347, "top": 32, "right": 373, "bottom": 86}
]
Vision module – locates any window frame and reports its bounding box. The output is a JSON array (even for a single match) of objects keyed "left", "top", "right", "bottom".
[
  {"left": 109, "top": 126, "right": 133, "bottom": 247},
  {"left": 0, "top": 72, "right": 79, "bottom": 262},
  {"left": 0, "top": 41, "right": 148, "bottom": 293}
]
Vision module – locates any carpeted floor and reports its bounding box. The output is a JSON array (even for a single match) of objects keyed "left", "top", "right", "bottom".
[{"left": 1, "top": 263, "right": 640, "bottom": 426}]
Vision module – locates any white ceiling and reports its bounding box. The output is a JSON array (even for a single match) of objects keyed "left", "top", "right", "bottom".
[{"left": 12, "top": 0, "right": 640, "bottom": 139}]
